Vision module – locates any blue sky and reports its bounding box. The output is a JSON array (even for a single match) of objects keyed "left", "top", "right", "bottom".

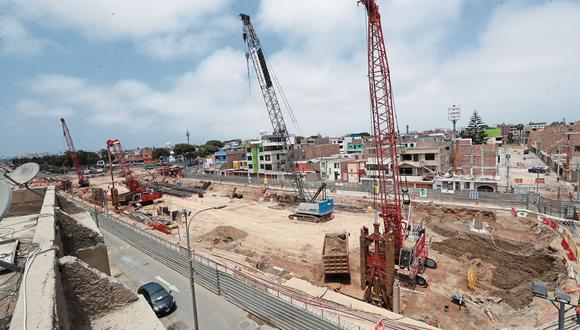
[{"left": 1, "top": 0, "right": 579, "bottom": 157}]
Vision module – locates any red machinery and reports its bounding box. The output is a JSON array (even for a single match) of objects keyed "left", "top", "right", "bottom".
[
  {"left": 106, "top": 139, "right": 162, "bottom": 206},
  {"left": 60, "top": 118, "right": 89, "bottom": 187},
  {"left": 358, "top": 0, "right": 436, "bottom": 308}
]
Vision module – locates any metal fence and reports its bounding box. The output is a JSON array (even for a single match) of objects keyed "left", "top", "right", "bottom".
[
  {"left": 59, "top": 194, "right": 394, "bottom": 330},
  {"left": 187, "top": 173, "right": 580, "bottom": 219}
]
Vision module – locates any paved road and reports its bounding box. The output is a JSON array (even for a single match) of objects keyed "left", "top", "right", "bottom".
[{"left": 102, "top": 229, "right": 269, "bottom": 330}]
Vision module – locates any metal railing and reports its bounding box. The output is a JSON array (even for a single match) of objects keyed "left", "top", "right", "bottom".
[
  {"left": 187, "top": 173, "right": 580, "bottom": 219},
  {"left": 58, "top": 194, "right": 392, "bottom": 330}
]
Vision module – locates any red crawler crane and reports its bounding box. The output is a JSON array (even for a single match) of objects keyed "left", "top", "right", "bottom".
[
  {"left": 60, "top": 118, "right": 89, "bottom": 187},
  {"left": 358, "top": 0, "right": 436, "bottom": 309},
  {"left": 106, "top": 139, "right": 161, "bottom": 206}
]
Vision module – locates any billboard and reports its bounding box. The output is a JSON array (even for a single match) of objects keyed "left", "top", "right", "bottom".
[{"left": 448, "top": 105, "right": 461, "bottom": 121}]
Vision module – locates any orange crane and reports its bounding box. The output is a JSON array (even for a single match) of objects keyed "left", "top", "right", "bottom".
[
  {"left": 60, "top": 118, "right": 89, "bottom": 187},
  {"left": 357, "top": 0, "right": 436, "bottom": 309}
]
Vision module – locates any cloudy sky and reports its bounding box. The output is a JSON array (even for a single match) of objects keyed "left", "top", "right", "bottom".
[{"left": 1, "top": 0, "right": 579, "bottom": 156}]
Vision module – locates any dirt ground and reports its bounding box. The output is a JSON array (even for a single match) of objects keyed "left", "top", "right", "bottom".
[{"left": 84, "top": 174, "right": 572, "bottom": 329}]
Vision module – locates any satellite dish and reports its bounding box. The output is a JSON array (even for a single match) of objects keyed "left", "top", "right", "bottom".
[
  {"left": 0, "top": 181, "right": 12, "bottom": 221},
  {"left": 7, "top": 163, "right": 40, "bottom": 185}
]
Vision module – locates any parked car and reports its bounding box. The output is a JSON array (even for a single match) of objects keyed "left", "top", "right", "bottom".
[
  {"left": 528, "top": 167, "right": 546, "bottom": 174},
  {"left": 137, "top": 282, "right": 176, "bottom": 317}
]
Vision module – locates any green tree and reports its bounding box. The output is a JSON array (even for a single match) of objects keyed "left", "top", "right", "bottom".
[
  {"left": 152, "top": 148, "right": 170, "bottom": 160},
  {"left": 173, "top": 143, "right": 196, "bottom": 155},
  {"left": 76, "top": 150, "right": 100, "bottom": 166},
  {"left": 464, "top": 110, "right": 486, "bottom": 144},
  {"left": 197, "top": 144, "right": 220, "bottom": 158},
  {"left": 205, "top": 140, "right": 224, "bottom": 148}
]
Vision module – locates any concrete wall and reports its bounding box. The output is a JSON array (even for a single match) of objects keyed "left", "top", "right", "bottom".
[
  {"left": 59, "top": 256, "right": 136, "bottom": 327},
  {"left": 55, "top": 209, "right": 111, "bottom": 275},
  {"left": 10, "top": 186, "right": 71, "bottom": 330},
  {"left": 11, "top": 188, "right": 161, "bottom": 329}
]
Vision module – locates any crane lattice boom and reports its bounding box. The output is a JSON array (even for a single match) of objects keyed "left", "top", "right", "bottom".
[
  {"left": 360, "top": 0, "right": 405, "bottom": 250},
  {"left": 60, "top": 118, "right": 88, "bottom": 187},
  {"left": 240, "top": 13, "right": 309, "bottom": 202},
  {"left": 106, "top": 139, "right": 141, "bottom": 193}
]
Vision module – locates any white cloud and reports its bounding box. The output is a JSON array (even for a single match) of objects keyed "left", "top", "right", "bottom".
[
  {"left": 6, "top": 0, "right": 235, "bottom": 59},
  {"left": 6, "top": 0, "right": 580, "bottom": 154},
  {"left": 16, "top": 99, "right": 73, "bottom": 118},
  {"left": 0, "top": 18, "right": 49, "bottom": 56}
]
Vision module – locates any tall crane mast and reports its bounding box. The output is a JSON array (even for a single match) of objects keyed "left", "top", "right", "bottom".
[
  {"left": 240, "top": 13, "right": 310, "bottom": 203},
  {"left": 106, "top": 139, "right": 141, "bottom": 193},
  {"left": 60, "top": 118, "right": 89, "bottom": 187},
  {"left": 360, "top": 0, "right": 404, "bottom": 249},
  {"left": 358, "top": 0, "right": 436, "bottom": 309}
]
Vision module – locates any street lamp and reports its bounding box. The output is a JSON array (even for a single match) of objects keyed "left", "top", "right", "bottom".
[
  {"left": 532, "top": 280, "right": 578, "bottom": 329},
  {"left": 183, "top": 205, "right": 227, "bottom": 330}
]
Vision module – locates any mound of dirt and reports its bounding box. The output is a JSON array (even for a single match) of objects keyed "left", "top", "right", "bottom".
[
  {"left": 324, "top": 233, "right": 348, "bottom": 255},
  {"left": 432, "top": 224, "right": 565, "bottom": 309},
  {"left": 201, "top": 226, "right": 248, "bottom": 245},
  {"left": 415, "top": 205, "right": 496, "bottom": 223}
]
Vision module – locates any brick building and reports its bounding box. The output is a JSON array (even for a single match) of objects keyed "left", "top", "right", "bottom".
[
  {"left": 529, "top": 122, "right": 580, "bottom": 181},
  {"left": 453, "top": 139, "right": 498, "bottom": 177}
]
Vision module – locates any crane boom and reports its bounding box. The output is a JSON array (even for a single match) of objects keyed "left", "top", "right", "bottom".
[
  {"left": 60, "top": 118, "right": 89, "bottom": 187},
  {"left": 360, "top": 0, "right": 404, "bottom": 250},
  {"left": 106, "top": 139, "right": 141, "bottom": 192},
  {"left": 240, "top": 13, "right": 310, "bottom": 202}
]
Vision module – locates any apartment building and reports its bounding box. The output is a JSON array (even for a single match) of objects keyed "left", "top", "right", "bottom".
[
  {"left": 302, "top": 143, "right": 341, "bottom": 160},
  {"left": 244, "top": 134, "right": 299, "bottom": 178},
  {"left": 316, "top": 156, "right": 349, "bottom": 181},
  {"left": 398, "top": 140, "right": 452, "bottom": 177}
]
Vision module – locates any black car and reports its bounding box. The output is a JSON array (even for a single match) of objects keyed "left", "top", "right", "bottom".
[{"left": 138, "top": 282, "right": 176, "bottom": 317}]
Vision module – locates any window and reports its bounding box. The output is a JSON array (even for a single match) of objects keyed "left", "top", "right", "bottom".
[
  {"left": 402, "top": 154, "right": 412, "bottom": 161},
  {"left": 259, "top": 155, "right": 264, "bottom": 161},
  {"left": 248, "top": 164, "right": 253, "bottom": 169},
  {"left": 265, "top": 155, "right": 271, "bottom": 161},
  {"left": 247, "top": 155, "right": 252, "bottom": 160},
  {"left": 260, "top": 164, "right": 264, "bottom": 169},
  {"left": 400, "top": 168, "right": 413, "bottom": 175},
  {"left": 259, "top": 147, "right": 264, "bottom": 152},
  {"left": 425, "top": 153, "right": 435, "bottom": 161},
  {"left": 413, "top": 154, "right": 419, "bottom": 162},
  {"left": 265, "top": 164, "right": 272, "bottom": 170},
  {"left": 575, "top": 145, "right": 580, "bottom": 152},
  {"left": 277, "top": 154, "right": 280, "bottom": 160},
  {"left": 334, "top": 163, "right": 340, "bottom": 169},
  {"left": 246, "top": 148, "right": 251, "bottom": 152}
]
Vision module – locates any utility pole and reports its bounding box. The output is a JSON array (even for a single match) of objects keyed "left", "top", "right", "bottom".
[
  {"left": 505, "top": 152, "right": 511, "bottom": 193},
  {"left": 577, "top": 162, "right": 579, "bottom": 201},
  {"left": 183, "top": 205, "right": 227, "bottom": 330}
]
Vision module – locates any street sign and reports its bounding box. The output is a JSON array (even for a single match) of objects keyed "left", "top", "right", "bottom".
[{"left": 419, "top": 188, "right": 428, "bottom": 198}]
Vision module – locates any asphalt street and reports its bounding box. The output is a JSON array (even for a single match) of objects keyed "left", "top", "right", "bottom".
[{"left": 102, "top": 229, "right": 270, "bottom": 330}]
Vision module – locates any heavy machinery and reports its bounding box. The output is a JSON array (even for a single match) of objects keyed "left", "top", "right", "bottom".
[
  {"left": 106, "top": 139, "right": 162, "bottom": 206},
  {"left": 357, "top": 0, "right": 436, "bottom": 309},
  {"left": 240, "top": 13, "right": 333, "bottom": 222},
  {"left": 60, "top": 118, "right": 89, "bottom": 187}
]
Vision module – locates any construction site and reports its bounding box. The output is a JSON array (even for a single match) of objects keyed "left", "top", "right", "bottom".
[
  {"left": 54, "top": 167, "right": 571, "bottom": 329},
  {"left": 2, "top": 1, "right": 580, "bottom": 330}
]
